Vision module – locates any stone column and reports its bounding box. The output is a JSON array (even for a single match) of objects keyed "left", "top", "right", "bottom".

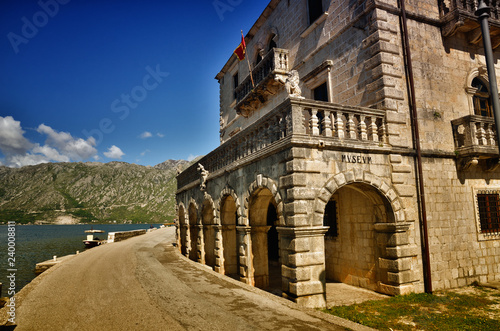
[
  {"left": 197, "top": 224, "right": 205, "bottom": 264},
  {"left": 237, "top": 226, "right": 252, "bottom": 284},
  {"left": 375, "top": 222, "right": 419, "bottom": 295},
  {"left": 214, "top": 225, "right": 223, "bottom": 274},
  {"left": 277, "top": 226, "right": 328, "bottom": 308},
  {"left": 185, "top": 224, "right": 191, "bottom": 257}
]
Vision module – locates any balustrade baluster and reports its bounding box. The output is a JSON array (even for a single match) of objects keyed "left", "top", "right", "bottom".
[
  {"left": 477, "top": 122, "right": 487, "bottom": 145},
  {"left": 347, "top": 114, "right": 357, "bottom": 139},
  {"left": 470, "top": 121, "right": 478, "bottom": 146},
  {"left": 336, "top": 112, "right": 345, "bottom": 139},
  {"left": 359, "top": 115, "right": 367, "bottom": 140},
  {"left": 310, "top": 109, "right": 320, "bottom": 136},
  {"left": 378, "top": 120, "right": 387, "bottom": 144},
  {"left": 487, "top": 123, "right": 496, "bottom": 146},
  {"left": 322, "top": 110, "right": 332, "bottom": 137},
  {"left": 329, "top": 112, "right": 336, "bottom": 138},
  {"left": 369, "top": 116, "right": 379, "bottom": 141}
]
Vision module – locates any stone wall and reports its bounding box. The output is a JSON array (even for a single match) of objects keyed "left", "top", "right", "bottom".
[{"left": 107, "top": 229, "right": 147, "bottom": 243}]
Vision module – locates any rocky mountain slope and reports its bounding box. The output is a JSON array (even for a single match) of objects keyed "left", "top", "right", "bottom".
[{"left": 0, "top": 160, "right": 189, "bottom": 224}]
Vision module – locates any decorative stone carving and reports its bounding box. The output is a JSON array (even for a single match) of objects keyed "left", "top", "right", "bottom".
[
  {"left": 197, "top": 163, "right": 209, "bottom": 191},
  {"left": 276, "top": 70, "right": 303, "bottom": 98}
]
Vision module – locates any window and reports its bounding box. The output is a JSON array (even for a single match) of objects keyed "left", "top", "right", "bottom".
[
  {"left": 233, "top": 72, "right": 239, "bottom": 100},
  {"left": 477, "top": 192, "right": 500, "bottom": 234},
  {"left": 323, "top": 199, "right": 338, "bottom": 237},
  {"left": 472, "top": 77, "right": 492, "bottom": 117},
  {"left": 313, "top": 82, "right": 328, "bottom": 102},
  {"left": 308, "top": 0, "right": 323, "bottom": 24},
  {"left": 268, "top": 38, "right": 277, "bottom": 51},
  {"left": 255, "top": 52, "right": 262, "bottom": 66}
]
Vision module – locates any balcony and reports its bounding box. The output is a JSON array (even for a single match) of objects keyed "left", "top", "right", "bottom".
[
  {"left": 452, "top": 115, "right": 499, "bottom": 169},
  {"left": 439, "top": 0, "right": 500, "bottom": 48},
  {"left": 234, "top": 48, "right": 289, "bottom": 117},
  {"left": 177, "top": 98, "right": 387, "bottom": 190}
]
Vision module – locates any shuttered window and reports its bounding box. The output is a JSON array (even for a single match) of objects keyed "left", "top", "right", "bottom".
[{"left": 477, "top": 193, "right": 500, "bottom": 233}]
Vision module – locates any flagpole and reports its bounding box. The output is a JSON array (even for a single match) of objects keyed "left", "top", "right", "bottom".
[{"left": 242, "top": 30, "right": 255, "bottom": 89}]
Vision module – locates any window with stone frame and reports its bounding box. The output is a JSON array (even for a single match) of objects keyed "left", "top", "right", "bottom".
[
  {"left": 313, "top": 82, "right": 328, "bottom": 102},
  {"left": 477, "top": 192, "right": 500, "bottom": 234},
  {"left": 323, "top": 199, "right": 338, "bottom": 238},
  {"left": 308, "top": 0, "right": 323, "bottom": 25},
  {"left": 472, "top": 77, "right": 492, "bottom": 117}
]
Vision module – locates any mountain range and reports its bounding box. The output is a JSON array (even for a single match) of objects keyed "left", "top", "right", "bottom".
[{"left": 0, "top": 160, "right": 190, "bottom": 224}]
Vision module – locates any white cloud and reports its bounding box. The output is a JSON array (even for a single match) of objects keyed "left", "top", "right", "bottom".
[
  {"left": 0, "top": 116, "right": 34, "bottom": 155},
  {"left": 32, "top": 144, "right": 70, "bottom": 162},
  {"left": 104, "top": 145, "right": 125, "bottom": 159},
  {"left": 37, "top": 124, "right": 97, "bottom": 160},
  {"left": 0, "top": 117, "right": 100, "bottom": 167},
  {"left": 139, "top": 131, "right": 153, "bottom": 139},
  {"left": 156, "top": 132, "right": 164, "bottom": 138},
  {"left": 140, "top": 149, "right": 151, "bottom": 156}
]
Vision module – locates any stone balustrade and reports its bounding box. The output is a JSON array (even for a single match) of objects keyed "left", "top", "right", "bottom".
[
  {"left": 234, "top": 48, "right": 289, "bottom": 104},
  {"left": 234, "top": 48, "right": 289, "bottom": 116},
  {"left": 439, "top": 0, "right": 500, "bottom": 20},
  {"left": 177, "top": 98, "right": 388, "bottom": 189},
  {"left": 439, "top": 0, "right": 500, "bottom": 46},
  {"left": 452, "top": 114, "right": 499, "bottom": 157},
  {"left": 300, "top": 100, "right": 386, "bottom": 143}
]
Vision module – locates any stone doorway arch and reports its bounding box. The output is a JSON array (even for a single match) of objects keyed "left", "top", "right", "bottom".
[
  {"left": 188, "top": 201, "right": 199, "bottom": 262},
  {"left": 202, "top": 196, "right": 216, "bottom": 268},
  {"left": 247, "top": 184, "right": 283, "bottom": 291},
  {"left": 220, "top": 194, "right": 239, "bottom": 278},
  {"left": 317, "top": 170, "right": 416, "bottom": 296},
  {"left": 178, "top": 203, "right": 188, "bottom": 256}
]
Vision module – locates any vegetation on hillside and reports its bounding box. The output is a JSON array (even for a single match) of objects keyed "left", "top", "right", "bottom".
[{"left": 0, "top": 160, "right": 188, "bottom": 224}]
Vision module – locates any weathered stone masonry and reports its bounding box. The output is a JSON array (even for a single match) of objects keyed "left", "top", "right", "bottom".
[{"left": 177, "top": 0, "right": 500, "bottom": 308}]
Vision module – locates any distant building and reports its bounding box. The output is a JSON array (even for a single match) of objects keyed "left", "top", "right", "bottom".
[{"left": 176, "top": 0, "right": 500, "bottom": 308}]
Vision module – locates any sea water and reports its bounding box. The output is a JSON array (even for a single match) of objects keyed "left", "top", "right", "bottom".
[{"left": 0, "top": 223, "right": 161, "bottom": 297}]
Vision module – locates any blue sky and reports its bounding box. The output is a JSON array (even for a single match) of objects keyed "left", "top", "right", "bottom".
[{"left": 0, "top": 0, "right": 269, "bottom": 167}]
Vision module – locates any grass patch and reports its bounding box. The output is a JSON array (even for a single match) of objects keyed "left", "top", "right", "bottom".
[{"left": 323, "top": 288, "right": 500, "bottom": 330}]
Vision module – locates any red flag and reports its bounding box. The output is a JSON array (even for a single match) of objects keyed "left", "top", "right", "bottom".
[{"left": 234, "top": 32, "right": 246, "bottom": 61}]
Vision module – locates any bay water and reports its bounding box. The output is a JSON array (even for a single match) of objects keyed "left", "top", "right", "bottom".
[{"left": 0, "top": 224, "right": 161, "bottom": 297}]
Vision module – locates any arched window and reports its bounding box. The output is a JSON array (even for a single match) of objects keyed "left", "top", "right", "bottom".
[
  {"left": 255, "top": 52, "right": 262, "bottom": 66},
  {"left": 472, "top": 77, "right": 492, "bottom": 117},
  {"left": 268, "top": 38, "right": 276, "bottom": 51}
]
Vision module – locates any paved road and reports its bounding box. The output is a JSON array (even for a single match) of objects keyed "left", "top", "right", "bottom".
[{"left": 5, "top": 227, "right": 370, "bottom": 330}]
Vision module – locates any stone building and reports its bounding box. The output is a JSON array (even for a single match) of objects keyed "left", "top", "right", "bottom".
[{"left": 176, "top": 0, "right": 500, "bottom": 308}]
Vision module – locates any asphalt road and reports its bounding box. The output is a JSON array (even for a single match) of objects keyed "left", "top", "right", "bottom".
[{"left": 4, "top": 227, "right": 370, "bottom": 330}]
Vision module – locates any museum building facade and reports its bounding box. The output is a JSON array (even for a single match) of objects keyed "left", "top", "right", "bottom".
[{"left": 176, "top": 0, "right": 500, "bottom": 308}]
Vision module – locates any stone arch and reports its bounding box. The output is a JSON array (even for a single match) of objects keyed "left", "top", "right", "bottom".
[
  {"left": 314, "top": 170, "right": 405, "bottom": 225},
  {"left": 465, "top": 66, "right": 490, "bottom": 116},
  {"left": 217, "top": 186, "right": 241, "bottom": 277},
  {"left": 243, "top": 174, "right": 284, "bottom": 290},
  {"left": 217, "top": 186, "right": 241, "bottom": 225},
  {"left": 201, "top": 193, "right": 217, "bottom": 268},
  {"left": 242, "top": 174, "right": 284, "bottom": 226},
  {"left": 177, "top": 203, "right": 188, "bottom": 255},
  {"left": 188, "top": 199, "right": 200, "bottom": 261},
  {"left": 266, "top": 26, "right": 279, "bottom": 50},
  {"left": 317, "top": 170, "right": 416, "bottom": 296}
]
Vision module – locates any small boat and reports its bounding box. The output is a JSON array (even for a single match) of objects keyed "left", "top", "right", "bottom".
[{"left": 83, "top": 229, "right": 106, "bottom": 248}]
